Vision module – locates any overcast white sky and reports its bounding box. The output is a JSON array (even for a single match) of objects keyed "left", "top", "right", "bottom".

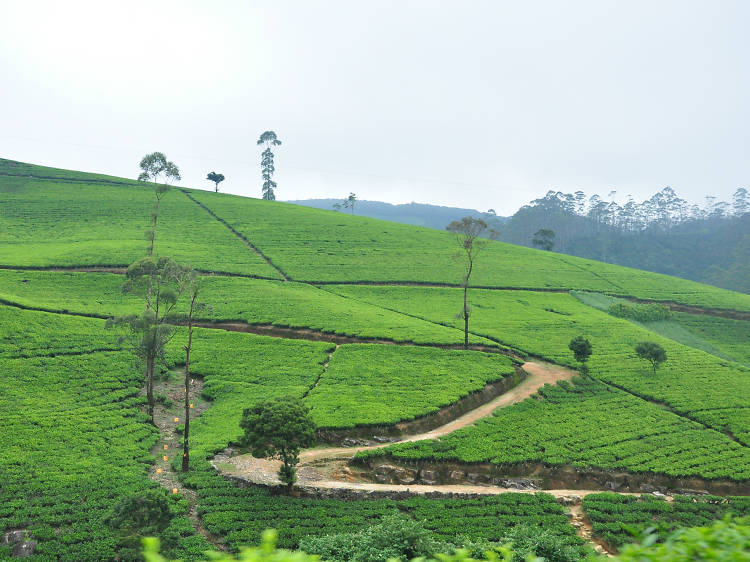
[{"left": 1, "top": 1, "right": 748, "bottom": 215}]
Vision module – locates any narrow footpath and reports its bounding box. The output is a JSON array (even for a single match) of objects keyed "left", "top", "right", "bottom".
[{"left": 148, "top": 369, "right": 227, "bottom": 551}]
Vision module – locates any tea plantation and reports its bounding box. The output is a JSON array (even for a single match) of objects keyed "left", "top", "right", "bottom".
[{"left": 1, "top": 158, "right": 749, "bottom": 560}]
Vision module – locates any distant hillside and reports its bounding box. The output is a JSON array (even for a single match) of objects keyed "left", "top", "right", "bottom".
[
  {"left": 286, "top": 198, "right": 506, "bottom": 231},
  {"left": 500, "top": 189, "right": 750, "bottom": 294}
]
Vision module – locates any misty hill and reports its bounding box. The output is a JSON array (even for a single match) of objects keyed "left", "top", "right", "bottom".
[
  {"left": 500, "top": 189, "right": 750, "bottom": 294},
  {"left": 285, "top": 198, "right": 507, "bottom": 231}
]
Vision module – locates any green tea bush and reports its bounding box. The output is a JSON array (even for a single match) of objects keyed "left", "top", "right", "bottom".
[
  {"left": 608, "top": 302, "right": 672, "bottom": 322},
  {"left": 362, "top": 378, "right": 750, "bottom": 480},
  {"left": 583, "top": 493, "right": 750, "bottom": 548}
]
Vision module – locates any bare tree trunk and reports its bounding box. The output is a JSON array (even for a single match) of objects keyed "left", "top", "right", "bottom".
[
  {"left": 146, "top": 194, "right": 162, "bottom": 310},
  {"left": 146, "top": 355, "right": 155, "bottom": 424},
  {"left": 463, "top": 256, "right": 474, "bottom": 350},
  {"left": 182, "top": 294, "right": 196, "bottom": 472},
  {"left": 463, "top": 285, "right": 469, "bottom": 350}
]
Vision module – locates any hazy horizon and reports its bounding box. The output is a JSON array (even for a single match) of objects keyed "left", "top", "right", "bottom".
[{"left": 2, "top": 1, "right": 748, "bottom": 215}]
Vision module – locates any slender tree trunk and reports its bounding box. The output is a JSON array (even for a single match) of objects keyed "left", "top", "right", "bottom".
[
  {"left": 146, "top": 355, "right": 155, "bottom": 423},
  {"left": 463, "top": 255, "right": 474, "bottom": 350},
  {"left": 463, "top": 285, "right": 469, "bottom": 350},
  {"left": 146, "top": 291, "right": 161, "bottom": 425},
  {"left": 146, "top": 193, "right": 162, "bottom": 310},
  {"left": 182, "top": 294, "right": 196, "bottom": 472}
]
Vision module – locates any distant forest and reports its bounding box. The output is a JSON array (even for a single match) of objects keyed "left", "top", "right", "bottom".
[
  {"left": 291, "top": 188, "right": 749, "bottom": 295},
  {"left": 501, "top": 187, "right": 750, "bottom": 295},
  {"left": 285, "top": 198, "right": 506, "bottom": 231}
]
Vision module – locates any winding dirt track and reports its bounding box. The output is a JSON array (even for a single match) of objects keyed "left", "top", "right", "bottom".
[{"left": 217, "top": 360, "right": 581, "bottom": 495}]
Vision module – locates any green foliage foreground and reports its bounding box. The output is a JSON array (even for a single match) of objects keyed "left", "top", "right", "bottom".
[{"left": 141, "top": 518, "right": 750, "bottom": 562}]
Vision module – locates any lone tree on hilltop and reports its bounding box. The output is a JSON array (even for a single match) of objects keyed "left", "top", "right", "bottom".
[
  {"left": 257, "top": 131, "right": 282, "bottom": 200},
  {"left": 532, "top": 228, "right": 555, "bottom": 251},
  {"left": 446, "top": 217, "right": 498, "bottom": 349},
  {"left": 206, "top": 171, "right": 225, "bottom": 193},
  {"left": 634, "top": 341, "right": 667, "bottom": 373},
  {"left": 343, "top": 192, "right": 357, "bottom": 214},
  {"left": 138, "top": 152, "right": 181, "bottom": 186},
  {"left": 137, "top": 152, "right": 181, "bottom": 302},
  {"left": 240, "top": 396, "right": 316, "bottom": 493},
  {"left": 568, "top": 336, "right": 593, "bottom": 374}
]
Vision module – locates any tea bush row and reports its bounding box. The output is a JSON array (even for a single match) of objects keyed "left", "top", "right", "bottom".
[
  {"left": 328, "top": 286, "right": 750, "bottom": 443},
  {"left": 0, "top": 270, "right": 491, "bottom": 346},
  {"left": 181, "top": 463, "right": 581, "bottom": 552},
  {"left": 0, "top": 176, "right": 278, "bottom": 277},
  {"left": 188, "top": 189, "right": 750, "bottom": 310},
  {"left": 0, "top": 351, "right": 209, "bottom": 560},
  {"left": 361, "top": 378, "right": 750, "bottom": 481},
  {"left": 582, "top": 492, "right": 750, "bottom": 548},
  {"left": 307, "top": 344, "right": 518, "bottom": 428}
]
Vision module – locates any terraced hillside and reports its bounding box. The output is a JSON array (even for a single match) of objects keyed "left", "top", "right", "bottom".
[{"left": 1, "top": 158, "right": 749, "bottom": 560}]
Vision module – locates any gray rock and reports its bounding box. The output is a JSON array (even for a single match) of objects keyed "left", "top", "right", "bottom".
[
  {"left": 449, "top": 470, "right": 465, "bottom": 482},
  {"left": 12, "top": 541, "right": 36, "bottom": 558},
  {"left": 494, "top": 478, "right": 539, "bottom": 490},
  {"left": 2, "top": 530, "right": 26, "bottom": 545},
  {"left": 341, "top": 438, "right": 360, "bottom": 447},
  {"left": 394, "top": 468, "right": 417, "bottom": 484},
  {"left": 557, "top": 495, "right": 582, "bottom": 506},
  {"left": 373, "top": 435, "right": 399, "bottom": 443},
  {"left": 420, "top": 469, "right": 439, "bottom": 484}
]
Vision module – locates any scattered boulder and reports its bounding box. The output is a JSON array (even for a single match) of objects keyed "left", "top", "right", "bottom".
[
  {"left": 2, "top": 530, "right": 27, "bottom": 545},
  {"left": 465, "top": 473, "right": 486, "bottom": 484},
  {"left": 556, "top": 495, "right": 582, "bottom": 506},
  {"left": 420, "top": 470, "right": 439, "bottom": 484},
  {"left": 449, "top": 470, "right": 465, "bottom": 482},
  {"left": 12, "top": 541, "right": 36, "bottom": 558},
  {"left": 373, "top": 435, "right": 399, "bottom": 443},
  {"left": 341, "top": 438, "right": 360, "bottom": 447},
  {"left": 674, "top": 488, "right": 708, "bottom": 496},
  {"left": 494, "top": 478, "right": 539, "bottom": 490},
  {"left": 394, "top": 467, "right": 417, "bottom": 484}
]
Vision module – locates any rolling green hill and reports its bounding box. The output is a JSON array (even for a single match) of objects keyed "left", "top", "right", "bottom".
[{"left": 1, "top": 157, "right": 749, "bottom": 560}]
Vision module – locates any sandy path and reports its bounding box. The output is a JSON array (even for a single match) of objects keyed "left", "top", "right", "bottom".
[
  {"left": 218, "top": 454, "right": 633, "bottom": 501},
  {"left": 295, "top": 360, "right": 575, "bottom": 463}
]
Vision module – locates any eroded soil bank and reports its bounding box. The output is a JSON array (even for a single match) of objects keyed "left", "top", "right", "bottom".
[{"left": 351, "top": 456, "right": 750, "bottom": 496}]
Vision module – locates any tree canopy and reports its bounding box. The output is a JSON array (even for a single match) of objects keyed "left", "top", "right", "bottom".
[
  {"left": 138, "top": 152, "right": 181, "bottom": 185},
  {"left": 634, "top": 341, "right": 667, "bottom": 373},
  {"left": 207, "top": 171, "right": 225, "bottom": 192},
  {"left": 568, "top": 336, "right": 593, "bottom": 365},
  {"left": 239, "top": 396, "right": 316, "bottom": 491}
]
